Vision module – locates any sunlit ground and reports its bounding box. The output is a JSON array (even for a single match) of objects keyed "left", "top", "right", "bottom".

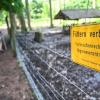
[{"left": 0, "top": 18, "right": 100, "bottom": 29}]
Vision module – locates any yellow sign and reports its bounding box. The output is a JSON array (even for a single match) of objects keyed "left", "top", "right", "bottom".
[{"left": 71, "top": 24, "right": 100, "bottom": 71}]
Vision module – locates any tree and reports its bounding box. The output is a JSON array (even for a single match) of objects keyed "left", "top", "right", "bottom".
[
  {"left": 0, "top": 0, "right": 24, "bottom": 55},
  {"left": 25, "top": 0, "right": 32, "bottom": 30},
  {"left": 92, "top": 0, "right": 96, "bottom": 8},
  {"left": 49, "top": 0, "right": 53, "bottom": 27},
  {"left": 17, "top": 11, "right": 27, "bottom": 33},
  {"left": 9, "top": 11, "right": 16, "bottom": 54},
  {"left": 17, "top": 0, "right": 27, "bottom": 33}
]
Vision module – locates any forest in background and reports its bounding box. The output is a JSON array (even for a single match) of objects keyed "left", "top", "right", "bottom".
[{"left": 0, "top": 0, "right": 100, "bottom": 27}]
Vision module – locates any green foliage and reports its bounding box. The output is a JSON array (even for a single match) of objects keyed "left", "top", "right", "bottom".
[
  {"left": 12, "top": 0, "right": 24, "bottom": 13},
  {"left": 65, "top": 0, "right": 92, "bottom": 9},
  {"left": 31, "top": 0, "right": 43, "bottom": 19},
  {"left": 97, "top": 0, "right": 100, "bottom": 8},
  {"left": 0, "top": 0, "right": 24, "bottom": 13},
  {"left": 0, "top": 11, "right": 7, "bottom": 24},
  {"left": 42, "top": 2, "right": 50, "bottom": 18}
]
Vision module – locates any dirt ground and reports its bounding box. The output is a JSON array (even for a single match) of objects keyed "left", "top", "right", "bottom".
[{"left": 0, "top": 50, "right": 35, "bottom": 100}]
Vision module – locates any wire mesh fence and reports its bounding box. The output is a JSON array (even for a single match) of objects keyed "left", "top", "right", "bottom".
[{"left": 16, "top": 33, "right": 100, "bottom": 100}]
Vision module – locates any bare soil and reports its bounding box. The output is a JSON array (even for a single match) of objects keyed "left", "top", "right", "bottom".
[{"left": 0, "top": 50, "right": 35, "bottom": 100}]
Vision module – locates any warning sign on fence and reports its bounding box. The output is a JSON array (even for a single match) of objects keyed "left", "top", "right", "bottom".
[{"left": 71, "top": 24, "right": 100, "bottom": 71}]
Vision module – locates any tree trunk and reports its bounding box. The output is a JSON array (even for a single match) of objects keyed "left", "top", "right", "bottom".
[
  {"left": 92, "top": 0, "right": 96, "bottom": 9},
  {"left": 9, "top": 11, "right": 16, "bottom": 56},
  {"left": 18, "top": 12, "right": 27, "bottom": 33},
  {"left": 49, "top": 0, "right": 53, "bottom": 28},
  {"left": 25, "top": 0, "right": 32, "bottom": 30},
  {"left": 5, "top": 16, "right": 10, "bottom": 34},
  {"left": 5, "top": 16, "right": 11, "bottom": 40}
]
